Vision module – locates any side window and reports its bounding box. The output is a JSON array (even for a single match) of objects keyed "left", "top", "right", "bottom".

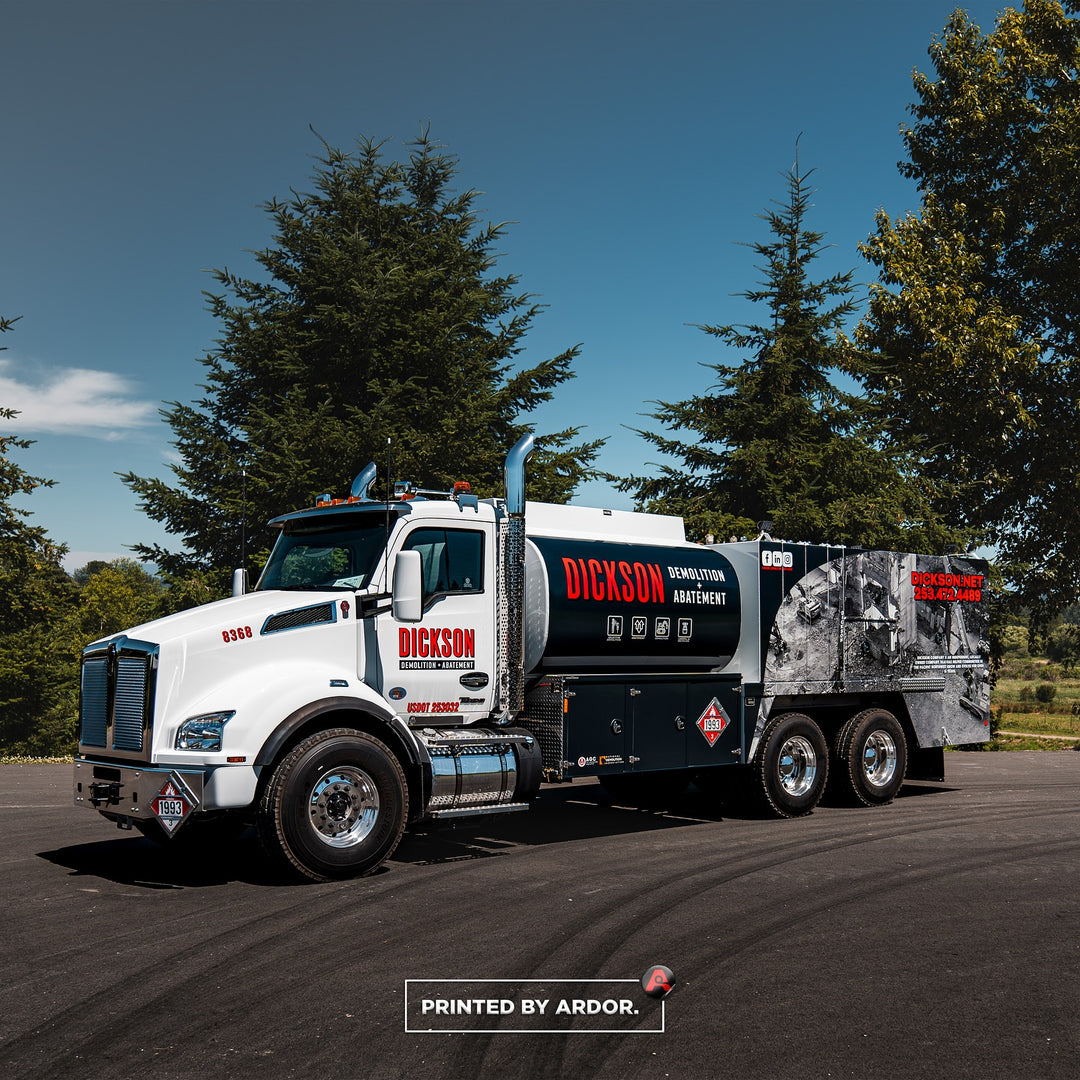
[{"left": 402, "top": 528, "right": 483, "bottom": 603}]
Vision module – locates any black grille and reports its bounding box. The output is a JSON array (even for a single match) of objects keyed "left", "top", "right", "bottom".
[
  {"left": 262, "top": 602, "right": 335, "bottom": 634},
  {"left": 80, "top": 658, "right": 109, "bottom": 746},
  {"left": 79, "top": 638, "right": 157, "bottom": 756}
]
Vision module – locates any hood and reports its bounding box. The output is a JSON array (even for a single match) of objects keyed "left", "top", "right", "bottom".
[{"left": 86, "top": 589, "right": 353, "bottom": 651}]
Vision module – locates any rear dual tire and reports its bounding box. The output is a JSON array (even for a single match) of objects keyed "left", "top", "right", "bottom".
[
  {"left": 833, "top": 708, "right": 907, "bottom": 807},
  {"left": 755, "top": 712, "right": 828, "bottom": 817}
]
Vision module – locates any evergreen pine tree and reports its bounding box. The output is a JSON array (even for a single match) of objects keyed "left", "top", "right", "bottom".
[
  {"left": 618, "top": 162, "right": 959, "bottom": 552},
  {"left": 124, "top": 133, "right": 602, "bottom": 577}
]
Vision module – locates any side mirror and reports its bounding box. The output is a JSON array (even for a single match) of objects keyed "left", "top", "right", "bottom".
[
  {"left": 231, "top": 568, "right": 248, "bottom": 597},
  {"left": 392, "top": 550, "right": 423, "bottom": 622}
]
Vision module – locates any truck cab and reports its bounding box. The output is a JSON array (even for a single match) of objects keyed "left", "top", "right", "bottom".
[
  {"left": 74, "top": 467, "right": 542, "bottom": 880},
  {"left": 262, "top": 496, "right": 503, "bottom": 726}
]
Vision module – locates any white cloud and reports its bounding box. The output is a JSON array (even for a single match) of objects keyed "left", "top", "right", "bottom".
[{"left": 0, "top": 358, "right": 157, "bottom": 437}]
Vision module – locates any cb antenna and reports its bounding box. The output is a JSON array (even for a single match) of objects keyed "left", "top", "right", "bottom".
[
  {"left": 230, "top": 459, "right": 250, "bottom": 598},
  {"left": 240, "top": 463, "right": 247, "bottom": 571},
  {"left": 384, "top": 437, "right": 392, "bottom": 591}
]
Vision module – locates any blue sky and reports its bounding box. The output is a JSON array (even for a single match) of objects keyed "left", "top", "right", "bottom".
[{"left": 3, "top": 0, "right": 1005, "bottom": 571}]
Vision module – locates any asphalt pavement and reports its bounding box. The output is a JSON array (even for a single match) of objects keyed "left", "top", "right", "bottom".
[{"left": 1, "top": 753, "right": 1078, "bottom": 1080}]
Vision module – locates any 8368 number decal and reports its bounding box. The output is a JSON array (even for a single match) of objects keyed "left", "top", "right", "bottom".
[{"left": 221, "top": 626, "right": 253, "bottom": 643}]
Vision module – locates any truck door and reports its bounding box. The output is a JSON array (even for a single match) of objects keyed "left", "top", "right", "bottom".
[
  {"left": 684, "top": 678, "right": 742, "bottom": 767},
  {"left": 627, "top": 680, "right": 687, "bottom": 772},
  {"left": 627, "top": 677, "right": 741, "bottom": 771},
  {"left": 376, "top": 522, "right": 498, "bottom": 723}
]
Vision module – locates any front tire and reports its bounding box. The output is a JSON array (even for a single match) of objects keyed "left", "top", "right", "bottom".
[
  {"left": 755, "top": 712, "right": 828, "bottom": 817},
  {"left": 834, "top": 708, "right": 906, "bottom": 807},
  {"left": 257, "top": 728, "right": 408, "bottom": 881}
]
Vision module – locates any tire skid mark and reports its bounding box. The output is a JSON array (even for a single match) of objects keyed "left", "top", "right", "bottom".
[
  {"left": 6, "top": 820, "right": 564, "bottom": 1042},
  {"left": 447, "top": 796, "right": 1073, "bottom": 977},
  {"left": 5, "top": 784, "right": 1079, "bottom": 1079},
  {"left": 439, "top": 816, "right": 1080, "bottom": 1079},
  {"left": 0, "top": 865, "right": 439, "bottom": 1077}
]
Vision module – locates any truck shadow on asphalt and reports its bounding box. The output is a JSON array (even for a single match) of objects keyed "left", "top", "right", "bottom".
[
  {"left": 36, "top": 786, "right": 725, "bottom": 888},
  {"left": 36, "top": 783, "right": 731, "bottom": 888},
  {"left": 389, "top": 776, "right": 954, "bottom": 866},
  {"left": 395, "top": 780, "right": 733, "bottom": 866},
  {"left": 37, "top": 777, "right": 953, "bottom": 888},
  {"left": 37, "top": 826, "right": 283, "bottom": 889}
]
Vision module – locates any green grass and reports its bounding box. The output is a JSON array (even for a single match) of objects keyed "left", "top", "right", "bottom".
[
  {"left": 993, "top": 733, "right": 1080, "bottom": 751},
  {"left": 0, "top": 755, "right": 73, "bottom": 765},
  {"left": 991, "top": 665, "right": 1080, "bottom": 750}
]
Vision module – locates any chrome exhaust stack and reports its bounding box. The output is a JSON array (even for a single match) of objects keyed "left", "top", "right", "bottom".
[{"left": 503, "top": 434, "right": 535, "bottom": 718}]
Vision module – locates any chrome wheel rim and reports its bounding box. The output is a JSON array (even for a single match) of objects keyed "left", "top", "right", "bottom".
[
  {"left": 862, "top": 731, "right": 898, "bottom": 789},
  {"left": 777, "top": 735, "right": 817, "bottom": 797},
  {"left": 308, "top": 767, "right": 379, "bottom": 847}
]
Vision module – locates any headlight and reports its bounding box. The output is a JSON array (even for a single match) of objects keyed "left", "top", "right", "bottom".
[{"left": 175, "top": 711, "right": 235, "bottom": 752}]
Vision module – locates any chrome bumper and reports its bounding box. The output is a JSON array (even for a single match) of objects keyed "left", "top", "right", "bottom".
[{"left": 74, "top": 759, "right": 204, "bottom": 820}]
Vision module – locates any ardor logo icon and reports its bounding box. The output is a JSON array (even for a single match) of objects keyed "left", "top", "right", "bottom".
[{"left": 641, "top": 965, "right": 675, "bottom": 998}]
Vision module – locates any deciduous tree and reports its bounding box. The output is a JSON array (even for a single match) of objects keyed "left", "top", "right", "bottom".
[
  {"left": 69, "top": 559, "right": 164, "bottom": 639},
  {"left": 856, "top": 0, "right": 1080, "bottom": 621},
  {"left": 0, "top": 315, "right": 78, "bottom": 754}
]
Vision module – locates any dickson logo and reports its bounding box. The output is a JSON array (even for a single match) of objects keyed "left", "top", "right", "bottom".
[
  {"left": 562, "top": 557, "right": 665, "bottom": 604},
  {"left": 399, "top": 627, "right": 475, "bottom": 659}
]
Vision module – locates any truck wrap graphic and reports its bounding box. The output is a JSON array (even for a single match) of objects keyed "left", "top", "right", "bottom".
[{"left": 763, "top": 552, "right": 991, "bottom": 748}]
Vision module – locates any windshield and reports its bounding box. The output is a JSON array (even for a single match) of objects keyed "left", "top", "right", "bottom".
[{"left": 257, "top": 516, "right": 389, "bottom": 591}]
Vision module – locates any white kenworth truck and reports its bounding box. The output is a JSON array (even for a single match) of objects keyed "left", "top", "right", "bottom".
[{"left": 74, "top": 436, "right": 991, "bottom": 880}]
